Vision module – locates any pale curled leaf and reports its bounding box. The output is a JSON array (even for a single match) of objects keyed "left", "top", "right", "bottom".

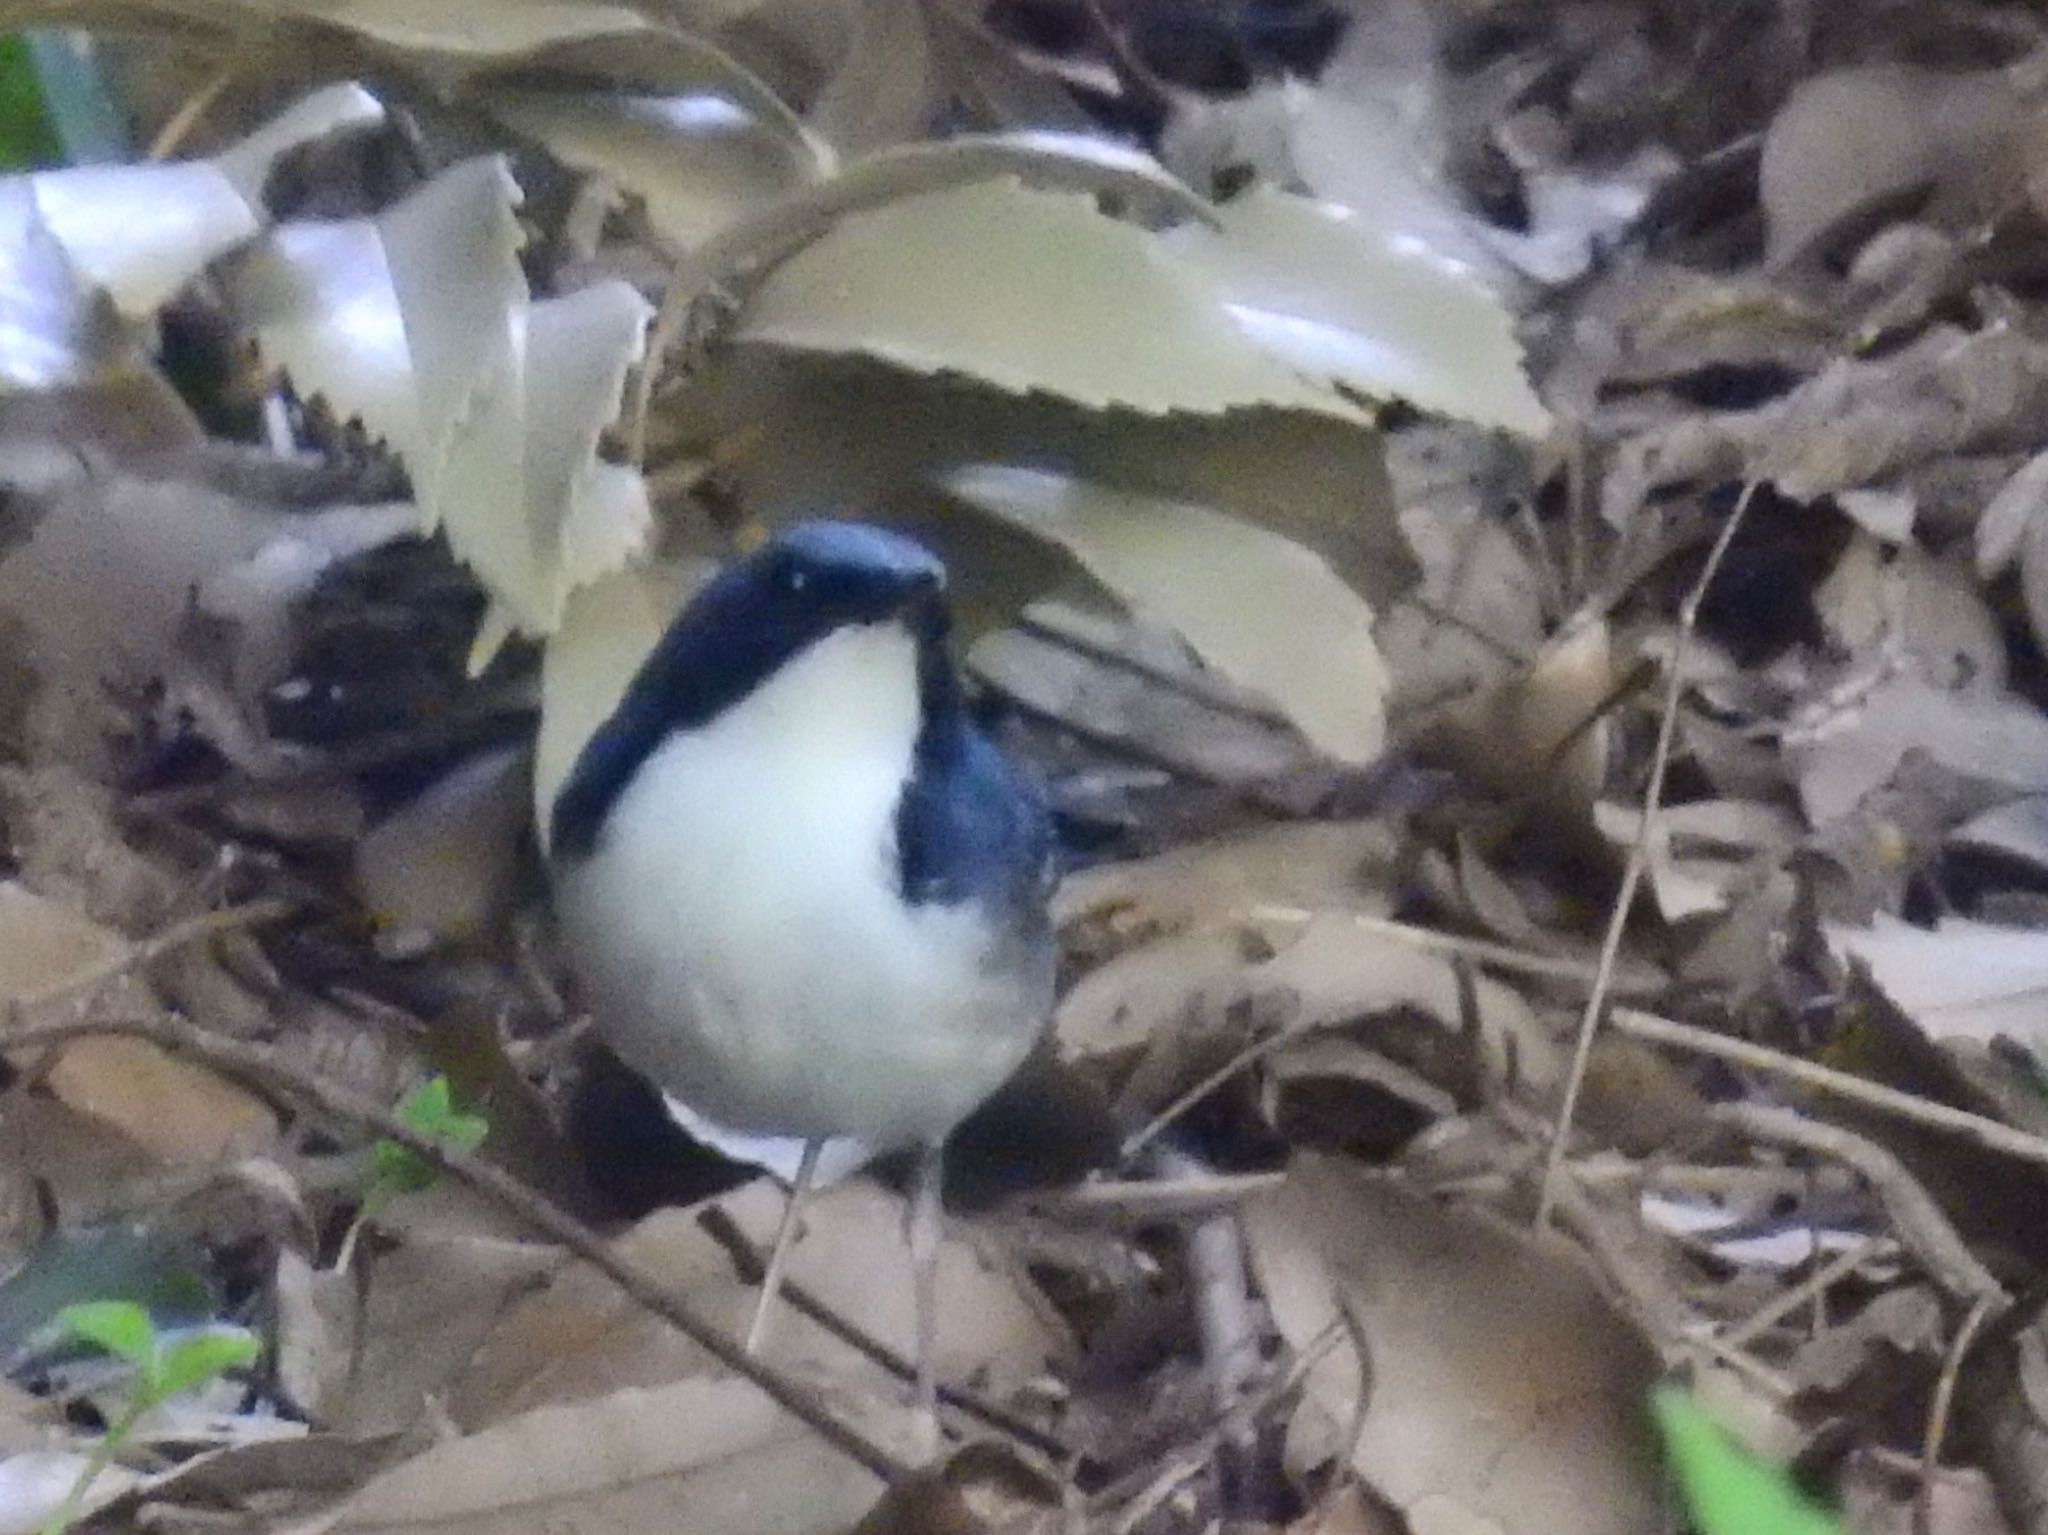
[
  {"left": 1760, "top": 65, "right": 2020, "bottom": 267},
  {"left": 294, "top": 0, "right": 660, "bottom": 59},
  {"left": 734, "top": 176, "right": 1350, "bottom": 418},
  {"left": 940, "top": 465, "right": 1386, "bottom": 763},
  {"left": 225, "top": 160, "right": 652, "bottom": 639},
  {"left": 804, "top": 0, "right": 933, "bottom": 155},
  {"left": 1164, "top": 187, "right": 1551, "bottom": 436}
]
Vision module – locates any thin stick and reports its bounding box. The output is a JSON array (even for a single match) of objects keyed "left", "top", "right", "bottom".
[
  {"left": 1916, "top": 1291, "right": 1997, "bottom": 1535},
  {"left": 147, "top": 59, "right": 239, "bottom": 160},
  {"left": 1249, "top": 904, "right": 1613, "bottom": 988},
  {"left": 1119, "top": 1027, "right": 1299, "bottom": 1164},
  {"left": 1720, "top": 1237, "right": 1885, "bottom": 1352},
  {"left": 1611, "top": 1007, "right": 2048, "bottom": 1178},
  {"left": 2, "top": 899, "right": 294, "bottom": 1026},
  {"left": 1536, "top": 484, "right": 1756, "bottom": 1230},
  {"left": 0, "top": 1006, "right": 912, "bottom": 1483}
]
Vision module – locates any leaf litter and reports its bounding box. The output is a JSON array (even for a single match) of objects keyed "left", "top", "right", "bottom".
[{"left": 7, "top": 1, "right": 2048, "bottom": 1533}]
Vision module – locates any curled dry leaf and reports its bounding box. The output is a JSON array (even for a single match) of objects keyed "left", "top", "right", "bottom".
[
  {"left": 1591, "top": 798, "right": 1801, "bottom": 922},
  {"left": 1054, "top": 819, "right": 1400, "bottom": 946},
  {"left": 450, "top": 1179, "right": 1063, "bottom": 1432},
  {"left": 803, "top": 0, "right": 933, "bottom": 155},
  {"left": 353, "top": 746, "right": 532, "bottom": 955},
  {"left": 1604, "top": 326, "right": 2048, "bottom": 528},
  {"left": 224, "top": 158, "right": 653, "bottom": 642},
  {"left": 1977, "top": 447, "right": 2048, "bottom": 657},
  {"left": 1789, "top": 678, "right": 2048, "bottom": 826},
  {"left": 941, "top": 464, "right": 1388, "bottom": 763},
  {"left": 1419, "top": 613, "right": 1616, "bottom": 830},
  {"left": 1244, "top": 1156, "right": 1662, "bottom": 1535},
  {"left": 1760, "top": 65, "right": 2027, "bottom": 268}
]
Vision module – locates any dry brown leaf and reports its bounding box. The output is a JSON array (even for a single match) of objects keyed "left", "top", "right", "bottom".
[
  {"left": 1053, "top": 820, "right": 1399, "bottom": 944},
  {"left": 1243, "top": 1156, "right": 1662, "bottom": 1535},
  {"left": 353, "top": 746, "right": 532, "bottom": 954},
  {"left": 1054, "top": 928, "right": 1255, "bottom": 1062},
  {"left": 0, "top": 883, "right": 275, "bottom": 1164},
  {"left": 1827, "top": 913, "right": 2048, "bottom": 1051},
  {"left": 317, "top": 1232, "right": 564, "bottom": 1436},
  {"left": 42, "top": 1036, "right": 275, "bottom": 1166},
  {"left": 451, "top": 1179, "right": 1062, "bottom": 1430},
  {"left": 1604, "top": 327, "right": 2048, "bottom": 528},
  {"left": 1421, "top": 614, "right": 1616, "bottom": 830},
  {"left": 327, "top": 1375, "right": 884, "bottom": 1535},
  {"left": 1250, "top": 916, "right": 1565, "bottom": 1093},
  {"left": 1789, "top": 678, "right": 2048, "bottom": 825},
  {"left": 1760, "top": 65, "right": 2027, "bottom": 267}
]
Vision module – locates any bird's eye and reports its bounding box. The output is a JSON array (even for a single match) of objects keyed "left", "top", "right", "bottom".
[{"left": 788, "top": 568, "right": 808, "bottom": 592}]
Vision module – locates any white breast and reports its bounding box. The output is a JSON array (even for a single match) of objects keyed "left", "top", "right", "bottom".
[{"left": 554, "top": 621, "right": 1044, "bottom": 1147}]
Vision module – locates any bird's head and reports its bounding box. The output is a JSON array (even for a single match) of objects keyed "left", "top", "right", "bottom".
[
  {"left": 725, "top": 519, "right": 948, "bottom": 643},
  {"left": 549, "top": 519, "right": 956, "bottom": 859}
]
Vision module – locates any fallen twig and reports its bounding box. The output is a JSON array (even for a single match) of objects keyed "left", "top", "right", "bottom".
[
  {"left": 1918, "top": 1291, "right": 1998, "bottom": 1535},
  {"left": 1538, "top": 484, "right": 1756, "bottom": 1231},
  {"left": 1, "top": 1000, "right": 914, "bottom": 1483},
  {"left": 1611, "top": 1008, "right": 2048, "bottom": 1178}
]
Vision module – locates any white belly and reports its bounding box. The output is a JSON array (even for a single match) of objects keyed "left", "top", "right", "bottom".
[{"left": 552, "top": 623, "right": 1045, "bottom": 1147}]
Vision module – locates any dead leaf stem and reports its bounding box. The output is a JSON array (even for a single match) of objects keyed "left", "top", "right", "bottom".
[
  {"left": 1537, "top": 484, "right": 1757, "bottom": 1230},
  {"left": 1919, "top": 1291, "right": 1998, "bottom": 1535}
]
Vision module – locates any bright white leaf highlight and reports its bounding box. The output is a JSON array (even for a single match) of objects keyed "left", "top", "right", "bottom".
[
  {"left": 1167, "top": 186, "right": 1552, "bottom": 436},
  {"left": 1829, "top": 914, "right": 2048, "bottom": 1049},
  {"left": 0, "top": 82, "right": 382, "bottom": 323}
]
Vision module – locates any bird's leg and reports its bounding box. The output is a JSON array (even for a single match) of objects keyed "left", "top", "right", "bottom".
[
  {"left": 908, "top": 1138, "right": 945, "bottom": 1460},
  {"left": 746, "top": 1137, "right": 823, "bottom": 1355}
]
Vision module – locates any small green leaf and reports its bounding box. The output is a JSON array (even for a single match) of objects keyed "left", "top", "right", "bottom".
[
  {"left": 149, "top": 1328, "right": 259, "bottom": 1399},
  {"left": 372, "top": 1075, "right": 489, "bottom": 1193},
  {"left": 1652, "top": 1387, "right": 1844, "bottom": 1535},
  {"left": 56, "top": 1300, "right": 157, "bottom": 1370},
  {"left": 0, "top": 34, "right": 64, "bottom": 171}
]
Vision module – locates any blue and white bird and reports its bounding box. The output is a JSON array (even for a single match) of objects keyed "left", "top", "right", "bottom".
[{"left": 547, "top": 520, "right": 1056, "bottom": 1424}]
